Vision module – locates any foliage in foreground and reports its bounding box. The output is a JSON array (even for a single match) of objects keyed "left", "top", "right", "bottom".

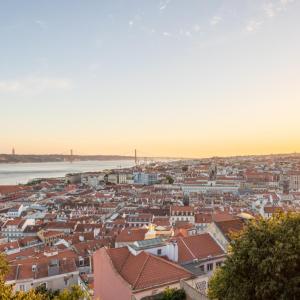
[
  {"left": 161, "top": 287, "right": 185, "bottom": 300},
  {"left": 35, "top": 285, "right": 87, "bottom": 300},
  {"left": 142, "top": 288, "right": 186, "bottom": 300},
  {"left": 208, "top": 213, "right": 300, "bottom": 300}
]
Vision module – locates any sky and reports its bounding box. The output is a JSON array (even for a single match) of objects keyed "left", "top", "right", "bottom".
[{"left": 0, "top": 0, "right": 300, "bottom": 158}]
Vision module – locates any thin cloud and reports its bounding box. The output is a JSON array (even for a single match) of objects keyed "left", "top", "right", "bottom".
[
  {"left": 247, "top": 0, "right": 295, "bottom": 33},
  {"left": 263, "top": 3, "right": 276, "bottom": 17},
  {"left": 0, "top": 77, "right": 72, "bottom": 94},
  {"left": 246, "top": 20, "right": 263, "bottom": 32},
  {"left": 88, "top": 63, "right": 101, "bottom": 72},
  {"left": 162, "top": 31, "right": 172, "bottom": 37},
  {"left": 35, "top": 20, "right": 47, "bottom": 29},
  {"left": 159, "top": 0, "right": 172, "bottom": 11},
  {"left": 185, "top": 31, "right": 192, "bottom": 38},
  {"left": 141, "top": 26, "right": 156, "bottom": 35},
  {"left": 263, "top": 0, "right": 295, "bottom": 18},
  {"left": 210, "top": 16, "right": 222, "bottom": 26},
  {"left": 128, "top": 14, "right": 141, "bottom": 28},
  {"left": 193, "top": 24, "right": 201, "bottom": 32},
  {"left": 280, "top": 0, "right": 294, "bottom": 5}
]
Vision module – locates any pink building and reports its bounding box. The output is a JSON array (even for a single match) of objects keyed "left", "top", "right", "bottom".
[{"left": 93, "top": 247, "right": 193, "bottom": 300}]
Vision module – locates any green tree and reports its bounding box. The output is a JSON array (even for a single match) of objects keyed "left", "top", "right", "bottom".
[
  {"left": 34, "top": 285, "right": 87, "bottom": 300},
  {"left": 161, "top": 287, "right": 185, "bottom": 300},
  {"left": 182, "top": 166, "right": 188, "bottom": 172},
  {"left": 208, "top": 213, "right": 300, "bottom": 300},
  {"left": 53, "top": 286, "right": 87, "bottom": 300},
  {"left": 0, "top": 253, "right": 43, "bottom": 300},
  {"left": 0, "top": 253, "right": 9, "bottom": 275},
  {"left": 35, "top": 285, "right": 60, "bottom": 299},
  {"left": 166, "top": 175, "right": 174, "bottom": 184}
]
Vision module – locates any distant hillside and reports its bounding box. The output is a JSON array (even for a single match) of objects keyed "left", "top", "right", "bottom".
[{"left": 0, "top": 154, "right": 134, "bottom": 164}]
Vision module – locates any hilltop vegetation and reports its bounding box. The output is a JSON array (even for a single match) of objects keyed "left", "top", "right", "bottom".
[{"left": 208, "top": 213, "right": 300, "bottom": 300}]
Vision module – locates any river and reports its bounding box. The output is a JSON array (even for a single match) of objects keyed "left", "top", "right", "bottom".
[{"left": 0, "top": 160, "right": 135, "bottom": 185}]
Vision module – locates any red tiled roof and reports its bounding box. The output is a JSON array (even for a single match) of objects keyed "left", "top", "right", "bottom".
[
  {"left": 212, "top": 212, "right": 238, "bottom": 222},
  {"left": 195, "top": 213, "right": 212, "bottom": 224},
  {"left": 45, "top": 221, "right": 76, "bottom": 230},
  {"left": 72, "top": 240, "right": 106, "bottom": 255},
  {"left": 0, "top": 240, "right": 19, "bottom": 252},
  {"left": 264, "top": 206, "right": 283, "bottom": 213},
  {"left": 176, "top": 233, "right": 224, "bottom": 263},
  {"left": 153, "top": 217, "right": 170, "bottom": 227},
  {"left": 171, "top": 206, "right": 194, "bottom": 212},
  {"left": 4, "top": 218, "right": 25, "bottom": 227},
  {"left": 106, "top": 247, "right": 193, "bottom": 290},
  {"left": 6, "top": 246, "right": 78, "bottom": 263},
  {"left": 6, "top": 258, "right": 77, "bottom": 281},
  {"left": 18, "top": 236, "right": 40, "bottom": 247},
  {"left": 174, "top": 222, "right": 194, "bottom": 230},
  {"left": 115, "top": 228, "right": 148, "bottom": 243},
  {"left": 0, "top": 185, "right": 28, "bottom": 195},
  {"left": 215, "top": 219, "right": 245, "bottom": 240},
  {"left": 40, "top": 230, "right": 64, "bottom": 238}
]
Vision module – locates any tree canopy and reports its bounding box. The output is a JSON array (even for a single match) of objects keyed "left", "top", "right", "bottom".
[
  {"left": 165, "top": 175, "right": 174, "bottom": 184},
  {"left": 208, "top": 213, "right": 300, "bottom": 300},
  {"left": 161, "top": 288, "right": 185, "bottom": 300}
]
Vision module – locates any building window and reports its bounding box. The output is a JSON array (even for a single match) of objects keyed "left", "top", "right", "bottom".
[
  {"left": 195, "top": 281, "right": 206, "bottom": 294},
  {"left": 207, "top": 263, "right": 213, "bottom": 271},
  {"left": 79, "top": 259, "right": 84, "bottom": 267},
  {"left": 157, "top": 249, "right": 162, "bottom": 255},
  {"left": 19, "top": 285, "right": 25, "bottom": 291},
  {"left": 198, "top": 265, "right": 205, "bottom": 272},
  {"left": 216, "top": 262, "right": 222, "bottom": 268}
]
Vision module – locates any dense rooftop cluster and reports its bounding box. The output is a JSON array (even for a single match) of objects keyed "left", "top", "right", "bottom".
[{"left": 0, "top": 154, "right": 300, "bottom": 299}]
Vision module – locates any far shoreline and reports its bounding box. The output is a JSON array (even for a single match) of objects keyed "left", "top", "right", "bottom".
[{"left": 0, "top": 159, "right": 137, "bottom": 185}]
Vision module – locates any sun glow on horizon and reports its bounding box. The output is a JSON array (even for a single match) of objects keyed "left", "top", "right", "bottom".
[{"left": 1, "top": 1, "right": 300, "bottom": 156}]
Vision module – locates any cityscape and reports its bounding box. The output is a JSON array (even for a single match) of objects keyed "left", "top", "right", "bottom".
[
  {"left": 0, "top": 154, "right": 300, "bottom": 299},
  {"left": 1, "top": 1, "right": 300, "bottom": 300}
]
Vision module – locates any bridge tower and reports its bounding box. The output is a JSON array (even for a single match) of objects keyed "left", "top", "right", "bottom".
[{"left": 70, "top": 149, "right": 74, "bottom": 163}]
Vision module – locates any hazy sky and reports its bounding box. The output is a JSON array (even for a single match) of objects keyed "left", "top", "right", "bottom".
[{"left": 1, "top": 0, "right": 300, "bottom": 158}]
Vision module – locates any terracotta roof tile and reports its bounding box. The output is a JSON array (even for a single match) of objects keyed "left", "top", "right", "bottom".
[
  {"left": 264, "top": 206, "right": 283, "bottom": 213},
  {"left": 115, "top": 228, "right": 148, "bottom": 243},
  {"left": 215, "top": 219, "right": 245, "bottom": 240},
  {"left": 176, "top": 233, "right": 224, "bottom": 263},
  {"left": 106, "top": 247, "right": 192, "bottom": 290},
  {"left": 0, "top": 185, "right": 28, "bottom": 195}
]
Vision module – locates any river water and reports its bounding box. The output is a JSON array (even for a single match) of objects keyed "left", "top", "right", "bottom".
[{"left": 0, "top": 160, "right": 135, "bottom": 185}]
